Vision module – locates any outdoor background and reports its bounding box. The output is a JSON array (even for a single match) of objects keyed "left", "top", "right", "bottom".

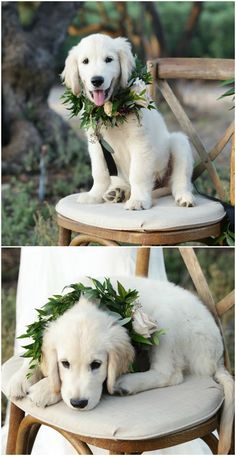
[
  {"left": 2, "top": 247, "right": 234, "bottom": 422},
  {"left": 2, "top": 1, "right": 235, "bottom": 246}
]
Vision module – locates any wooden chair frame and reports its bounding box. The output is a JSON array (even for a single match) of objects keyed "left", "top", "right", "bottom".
[
  {"left": 57, "top": 58, "right": 234, "bottom": 246},
  {"left": 5, "top": 247, "right": 234, "bottom": 454}
]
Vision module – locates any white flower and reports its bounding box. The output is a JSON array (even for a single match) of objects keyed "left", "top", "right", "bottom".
[
  {"left": 104, "top": 101, "right": 113, "bottom": 117},
  {"left": 132, "top": 78, "right": 146, "bottom": 94},
  {"left": 131, "top": 78, "right": 151, "bottom": 109},
  {"left": 132, "top": 308, "right": 158, "bottom": 338}
]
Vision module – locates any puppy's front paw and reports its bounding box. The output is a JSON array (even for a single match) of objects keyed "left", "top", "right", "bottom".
[
  {"left": 77, "top": 192, "right": 104, "bottom": 204},
  {"left": 7, "top": 376, "right": 29, "bottom": 400},
  {"left": 113, "top": 374, "right": 135, "bottom": 396},
  {"left": 175, "top": 191, "right": 195, "bottom": 208},
  {"left": 124, "top": 197, "right": 152, "bottom": 211},
  {"left": 28, "top": 378, "right": 61, "bottom": 408}
]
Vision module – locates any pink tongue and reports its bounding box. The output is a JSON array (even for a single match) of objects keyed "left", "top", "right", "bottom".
[{"left": 93, "top": 90, "right": 105, "bottom": 106}]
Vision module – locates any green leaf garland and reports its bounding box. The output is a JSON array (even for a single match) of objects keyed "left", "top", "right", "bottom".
[
  {"left": 61, "top": 58, "right": 156, "bottom": 131},
  {"left": 18, "top": 277, "right": 165, "bottom": 377}
]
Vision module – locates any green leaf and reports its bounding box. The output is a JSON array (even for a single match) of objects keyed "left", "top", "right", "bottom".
[
  {"left": 220, "top": 78, "right": 235, "bottom": 87},
  {"left": 117, "top": 281, "right": 127, "bottom": 299},
  {"left": 226, "top": 234, "right": 235, "bottom": 246},
  {"left": 118, "top": 317, "right": 132, "bottom": 326},
  {"left": 131, "top": 333, "right": 153, "bottom": 345}
]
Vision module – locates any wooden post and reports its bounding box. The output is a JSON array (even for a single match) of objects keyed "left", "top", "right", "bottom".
[
  {"left": 135, "top": 248, "right": 150, "bottom": 277},
  {"left": 147, "top": 61, "right": 157, "bottom": 100}
]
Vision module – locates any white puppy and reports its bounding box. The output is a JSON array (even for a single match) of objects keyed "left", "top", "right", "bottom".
[
  {"left": 62, "top": 34, "right": 194, "bottom": 210},
  {"left": 7, "top": 281, "right": 233, "bottom": 453}
]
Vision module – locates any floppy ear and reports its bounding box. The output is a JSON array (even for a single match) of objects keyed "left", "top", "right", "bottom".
[
  {"left": 40, "top": 327, "right": 61, "bottom": 395},
  {"left": 61, "top": 46, "right": 80, "bottom": 95},
  {"left": 115, "top": 37, "right": 135, "bottom": 88},
  {"left": 107, "top": 323, "right": 135, "bottom": 394}
]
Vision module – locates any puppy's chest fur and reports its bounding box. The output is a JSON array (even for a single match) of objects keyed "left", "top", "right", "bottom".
[{"left": 99, "top": 115, "right": 170, "bottom": 183}]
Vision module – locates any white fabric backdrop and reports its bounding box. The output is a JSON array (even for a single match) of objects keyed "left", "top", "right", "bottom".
[{"left": 3, "top": 247, "right": 210, "bottom": 455}]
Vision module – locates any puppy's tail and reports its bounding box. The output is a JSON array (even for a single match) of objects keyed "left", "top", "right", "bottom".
[{"left": 214, "top": 365, "right": 234, "bottom": 454}]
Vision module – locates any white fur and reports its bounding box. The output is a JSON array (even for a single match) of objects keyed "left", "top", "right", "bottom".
[
  {"left": 8, "top": 283, "right": 233, "bottom": 452},
  {"left": 61, "top": 34, "right": 194, "bottom": 210}
]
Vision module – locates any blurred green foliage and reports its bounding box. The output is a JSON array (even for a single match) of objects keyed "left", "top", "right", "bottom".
[
  {"left": 158, "top": 2, "right": 234, "bottom": 58},
  {"left": 57, "top": 1, "right": 234, "bottom": 66}
]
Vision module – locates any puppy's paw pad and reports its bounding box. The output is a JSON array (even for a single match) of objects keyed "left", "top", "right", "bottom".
[
  {"left": 175, "top": 192, "right": 195, "bottom": 208},
  {"left": 103, "top": 188, "right": 126, "bottom": 203},
  {"left": 124, "top": 198, "right": 152, "bottom": 211},
  {"left": 77, "top": 192, "right": 103, "bottom": 204}
]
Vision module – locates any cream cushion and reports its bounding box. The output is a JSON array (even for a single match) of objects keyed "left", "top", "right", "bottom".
[
  {"left": 2, "top": 356, "right": 223, "bottom": 440},
  {"left": 56, "top": 195, "right": 225, "bottom": 231}
]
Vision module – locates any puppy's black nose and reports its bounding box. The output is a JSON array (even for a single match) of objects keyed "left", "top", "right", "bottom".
[
  {"left": 91, "top": 76, "right": 104, "bottom": 87},
  {"left": 70, "top": 398, "right": 88, "bottom": 409}
]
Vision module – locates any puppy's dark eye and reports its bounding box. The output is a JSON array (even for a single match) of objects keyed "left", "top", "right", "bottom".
[
  {"left": 90, "top": 361, "right": 101, "bottom": 370},
  {"left": 61, "top": 360, "right": 70, "bottom": 369},
  {"left": 82, "top": 58, "right": 89, "bottom": 64},
  {"left": 105, "top": 57, "right": 113, "bottom": 63}
]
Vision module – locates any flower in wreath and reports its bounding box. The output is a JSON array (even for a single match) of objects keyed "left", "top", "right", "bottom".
[
  {"left": 132, "top": 305, "right": 158, "bottom": 338},
  {"left": 131, "top": 78, "right": 151, "bottom": 108},
  {"left": 103, "top": 101, "right": 113, "bottom": 117}
]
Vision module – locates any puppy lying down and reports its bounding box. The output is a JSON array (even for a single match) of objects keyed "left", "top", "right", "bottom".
[{"left": 7, "top": 281, "right": 233, "bottom": 453}]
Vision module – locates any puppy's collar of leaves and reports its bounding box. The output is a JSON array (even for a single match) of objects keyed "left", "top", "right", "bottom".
[
  {"left": 61, "top": 58, "right": 157, "bottom": 133},
  {"left": 19, "top": 277, "right": 165, "bottom": 378}
]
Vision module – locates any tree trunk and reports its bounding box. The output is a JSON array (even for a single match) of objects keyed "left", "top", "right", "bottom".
[
  {"left": 176, "top": 2, "right": 203, "bottom": 57},
  {"left": 2, "top": 2, "right": 82, "bottom": 172}
]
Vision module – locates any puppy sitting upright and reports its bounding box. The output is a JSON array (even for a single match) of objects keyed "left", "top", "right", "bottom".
[{"left": 62, "top": 34, "right": 194, "bottom": 210}]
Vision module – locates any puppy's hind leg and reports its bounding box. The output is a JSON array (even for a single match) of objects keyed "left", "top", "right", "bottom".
[
  {"left": 103, "top": 176, "right": 131, "bottom": 203},
  {"left": 169, "top": 132, "right": 195, "bottom": 207}
]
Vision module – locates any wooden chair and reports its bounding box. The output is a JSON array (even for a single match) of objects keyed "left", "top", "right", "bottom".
[
  {"left": 2, "top": 247, "right": 234, "bottom": 454},
  {"left": 56, "top": 58, "right": 234, "bottom": 246}
]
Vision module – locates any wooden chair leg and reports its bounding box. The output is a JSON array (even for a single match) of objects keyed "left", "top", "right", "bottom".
[
  {"left": 26, "top": 423, "right": 41, "bottom": 454},
  {"left": 201, "top": 433, "right": 218, "bottom": 454},
  {"left": 58, "top": 226, "right": 71, "bottom": 246},
  {"left": 6, "top": 402, "right": 25, "bottom": 454}
]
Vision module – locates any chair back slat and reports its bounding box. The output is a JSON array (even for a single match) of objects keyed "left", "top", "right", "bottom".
[
  {"left": 179, "top": 247, "right": 233, "bottom": 372},
  {"left": 154, "top": 57, "right": 234, "bottom": 81},
  {"left": 193, "top": 121, "right": 234, "bottom": 181},
  {"left": 157, "top": 79, "right": 225, "bottom": 199},
  {"left": 147, "top": 58, "right": 235, "bottom": 201},
  {"left": 179, "top": 248, "right": 218, "bottom": 317},
  {"left": 216, "top": 291, "right": 235, "bottom": 318}
]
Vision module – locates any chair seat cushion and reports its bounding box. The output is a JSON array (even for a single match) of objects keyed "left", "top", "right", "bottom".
[
  {"left": 56, "top": 195, "right": 225, "bottom": 231},
  {"left": 2, "top": 356, "right": 223, "bottom": 441}
]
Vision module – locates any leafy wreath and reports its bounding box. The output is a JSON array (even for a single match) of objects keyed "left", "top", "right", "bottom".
[
  {"left": 19, "top": 278, "right": 165, "bottom": 377},
  {"left": 61, "top": 59, "right": 156, "bottom": 131}
]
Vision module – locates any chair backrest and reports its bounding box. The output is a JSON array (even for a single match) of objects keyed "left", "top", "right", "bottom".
[
  {"left": 136, "top": 247, "right": 234, "bottom": 372},
  {"left": 147, "top": 58, "right": 235, "bottom": 203}
]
